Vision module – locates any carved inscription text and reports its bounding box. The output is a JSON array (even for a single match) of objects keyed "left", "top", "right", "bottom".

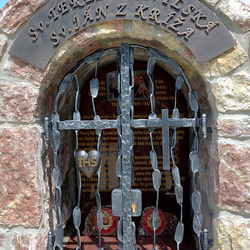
[
  {"left": 9, "top": 0, "right": 236, "bottom": 69},
  {"left": 28, "top": 0, "right": 221, "bottom": 47}
]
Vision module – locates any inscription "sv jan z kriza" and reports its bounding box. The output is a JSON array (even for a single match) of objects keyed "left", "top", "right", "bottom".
[{"left": 28, "top": 0, "right": 220, "bottom": 47}]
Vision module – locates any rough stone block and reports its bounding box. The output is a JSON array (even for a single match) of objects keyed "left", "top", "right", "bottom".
[
  {"left": 4, "top": 57, "right": 44, "bottom": 85},
  {"left": 11, "top": 232, "right": 47, "bottom": 250},
  {"left": 209, "top": 71, "right": 250, "bottom": 112},
  {"left": 213, "top": 213, "right": 250, "bottom": 249},
  {"left": 0, "top": 126, "right": 42, "bottom": 227},
  {"left": 0, "top": 0, "right": 48, "bottom": 34},
  {"left": 11, "top": 233, "right": 31, "bottom": 250},
  {"left": 218, "top": 0, "right": 250, "bottom": 33},
  {"left": 217, "top": 117, "right": 250, "bottom": 138},
  {"left": 212, "top": 142, "right": 250, "bottom": 214},
  {"left": 0, "top": 81, "right": 40, "bottom": 122}
]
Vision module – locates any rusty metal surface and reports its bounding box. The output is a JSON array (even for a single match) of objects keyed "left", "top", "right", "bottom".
[{"left": 10, "top": 0, "right": 236, "bottom": 70}]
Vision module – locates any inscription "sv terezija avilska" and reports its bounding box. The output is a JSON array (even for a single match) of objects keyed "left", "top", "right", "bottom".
[{"left": 28, "top": 0, "right": 220, "bottom": 46}]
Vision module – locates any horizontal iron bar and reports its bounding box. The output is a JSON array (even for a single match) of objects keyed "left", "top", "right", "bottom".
[
  {"left": 50, "top": 118, "right": 203, "bottom": 130},
  {"left": 132, "top": 118, "right": 198, "bottom": 128},
  {"left": 57, "top": 120, "right": 117, "bottom": 130}
]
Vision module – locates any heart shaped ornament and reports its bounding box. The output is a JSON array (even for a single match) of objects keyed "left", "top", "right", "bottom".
[{"left": 75, "top": 150, "right": 101, "bottom": 178}]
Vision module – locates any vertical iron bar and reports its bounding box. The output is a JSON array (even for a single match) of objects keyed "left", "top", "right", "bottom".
[{"left": 120, "top": 43, "right": 134, "bottom": 250}]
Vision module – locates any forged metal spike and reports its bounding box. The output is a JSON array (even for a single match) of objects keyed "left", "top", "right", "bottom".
[
  {"left": 150, "top": 94, "right": 156, "bottom": 114},
  {"left": 148, "top": 76, "right": 154, "bottom": 95},
  {"left": 58, "top": 73, "right": 73, "bottom": 96},
  {"left": 53, "top": 152, "right": 60, "bottom": 172},
  {"left": 152, "top": 170, "right": 161, "bottom": 190},
  {"left": 189, "top": 151, "right": 200, "bottom": 173},
  {"left": 164, "top": 58, "right": 183, "bottom": 75},
  {"left": 175, "top": 185, "right": 183, "bottom": 205},
  {"left": 175, "top": 75, "right": 184, "bottom": 90},
  {"left": 189, "top": 90, "right": 199, "bottom": 113},
  {"left": 53, "top": 168, "right": 62, "bottom": 188},
  {"left": 54, "top": 74, "right": 73, "bottom": 112},
  {"left": 172, "top": 166, "right": 181, "bottom": 186},
  {"left": 192, "top": 191, "right": 201, "bottom": 214},
  {"left": 76, "top": 170, "right": 82, "bottom": 203},
  {"left": 55, "top": 225, "right": 64, "bottom": 250},
  {"left": 95, "top": 192, "right": 101, "bottom": 210},
  {"left": 97, "top": 135, "right": 102, "bottom": 152},
  {"left": 73, "top": 207, "right": 81, "bottom": 229},
  {"left": 76, "top": 90, "right": 81, "bottom": 111},
  {"left": 97, "top": 209, "right": 103, "bottom": 230},
  {"left": 147, "top": 57, "right": 155, "bottom": 76},
  {"left": 150, "top": 150, "right": 158, "bottom": 170},
  {"left": 174, "top": 222, "right": 184, "bottom": 244},
  {"left": 152, "top": 208, "right": 159, "bottom": 229},
  {"left": 192, "top": 131, "right": 199, "bottom": 152},
  {"left": 55, "top": 188, "right": 62, "bottom": 210},
  {"left": 52, "top": 130, "right": 60, "bottom": 153},
  {"left": 73, "top": 75, "right": 80, "bottom": 112},
  {"left": 72, "top": 74, "right": 79, "bottom": 92},
  {"left": 90, "top": 78, "right": 99, "bottom": 98}
]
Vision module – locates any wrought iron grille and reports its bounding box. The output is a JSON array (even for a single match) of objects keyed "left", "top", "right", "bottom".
[{"left": 45, "top": 43, "right": 208, "bottom": 250}]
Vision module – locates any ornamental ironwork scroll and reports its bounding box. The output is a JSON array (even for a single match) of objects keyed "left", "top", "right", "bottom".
[
  {"left": 45, "top": 44, "right": 208, "bottom": 250},
  {"left": 10, "top": 0, "right": 236, "bottom": 70}
]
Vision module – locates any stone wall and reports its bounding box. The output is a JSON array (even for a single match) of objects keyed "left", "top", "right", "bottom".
[{"left": 0, "top": 0, "right": 250, "bottom": 249}]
